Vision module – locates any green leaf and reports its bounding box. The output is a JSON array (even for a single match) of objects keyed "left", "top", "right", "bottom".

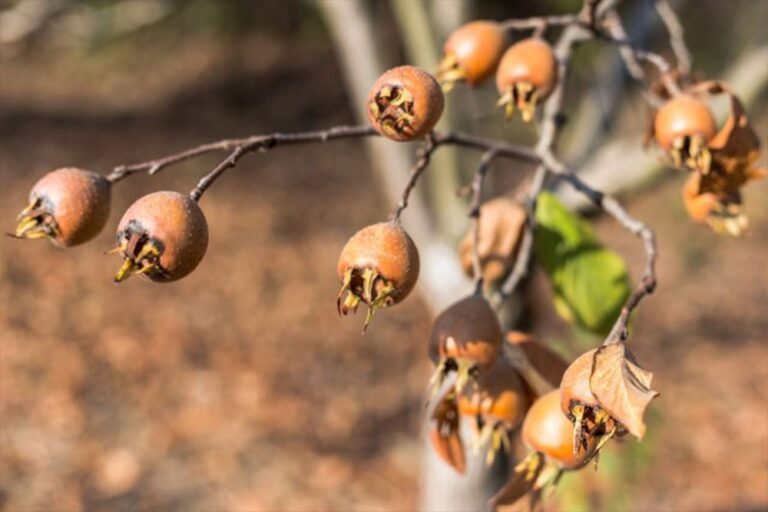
[{"left": 534, "top": 192, "right": 631, "bottom": 336}]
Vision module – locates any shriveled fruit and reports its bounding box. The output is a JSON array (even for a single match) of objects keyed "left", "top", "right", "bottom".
[
  {"left": 459, "top": 197, "right": 527, "bottom": 285},
  {"left": 496, "top": 38, "right": 557, "bottom": 122},
  {"left": 437, "top": 20, "right": 506, "bottom": 91},
  {"left": 337, "top": 221, "right": 419, "bottom": 330},
  {"left": 654, "top": 95, "right": 716, "bottom": 172},
  {"left": 367, "top": 65, "right": 444, "bottom": 142},
  {"left": 13, "top": 167, "right": 111, "bottom": 247},
  {"left": 458, "top": 356, "right": 530, "bottom": 465},
  {"left": 523, "top": 389, "right": 597, "bottom": 470},
  {"left": 111, "top": 191, "right": 208, "bottom": 283},
  {"left": 427, "top": 294, "right": 502, "bottom": 394},
  {"left": 683, "top": 172, "right": 746, "bottom": 235}
]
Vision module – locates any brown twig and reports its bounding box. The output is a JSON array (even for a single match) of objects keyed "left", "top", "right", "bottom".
[
  {"left": 654, "top": 0, "right": 691, "bottom": 76},
  {"left": 500, "top": 14, "right": 578, "bottom": 34},
  {"left": 468, "top": 149, "right": 498, "bottom": 291},
  {"left": 392, "top": 133, "right": 438, "bottom": 222},
  {"left": 538, "top": 150, "right": 658, "bottom": 346}
]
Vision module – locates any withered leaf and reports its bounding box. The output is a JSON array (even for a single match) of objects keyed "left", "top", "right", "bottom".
[
  {"left": 429, "top": 390, "right": 465, "bottom": 474},
  {"left": 589, "top": 343, "right": 659, "bottom": 439},
  {"left": 459, "top": 197, "right": 527, "bottom": 284},
  {"left": 689, "top": 81, "right": 766, "bottom": 188}
]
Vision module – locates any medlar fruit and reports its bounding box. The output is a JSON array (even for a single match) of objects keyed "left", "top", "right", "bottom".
[
  {"left": 112, "top": 191, "right": 208, "bottom": 283},
  {"left": 13, "top": 167, "right": 111, "bottom": 247},
  {"left": 337, "top": 221, "right": 419, "bottom": 330},
  {"left": 367, "top": 65, "right": 444, "bottom": 142}
]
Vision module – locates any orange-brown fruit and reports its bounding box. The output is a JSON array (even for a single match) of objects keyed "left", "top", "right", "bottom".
[
  {"left": 111, "top": 191, "right": 208, "bottom": 283},
  {"left": 654, "top": 95, "right": 717, "bottom": 172},
  {"left": 337, "top": 221, "right": 419, "bottom": 330},
  {"left": 682, "top": 172, "right": 746, "bottom": 235},
  {"left": 437, "top": 20, "right": 506, "bottom": 91},
  {"left": 458, "top": 357, "right": 529, "bottom": 428},
  {"left": 523, "top": 389, "right": 597, "bottom": 470},
  {"left": 495, "top": 38, "right": 557, "bottom": 122},
  {"left": 458, "top": 356, "right": 530, "bottom": 466},
  {"left": 13, "top": 167, "right": 111, "bottom": 247},
  {"left": 427, "top": 294, "right": 502, "bottom": 394},
  {"left": 459, "top": 197, "right": 527, "bottom": 285},
  {"left": 367, "top": 65, "right": 444, "bottom": 142}
]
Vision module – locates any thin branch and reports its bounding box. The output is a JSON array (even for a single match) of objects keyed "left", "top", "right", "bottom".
[
  {"left": 539, "top": 150, "right": 658, "bottom": 345},
  {"left": 500, "top": 14, "right": 577, "bottom": 33},
  {"left": 654, "top": 0, "right": 691, "bottom": 76},
  {"left": 468, "top": 149, "right": 498, "bottom": 290},
  {"left": 391, "top": 133, "right": 438, "bottom": 221},
  {"left": 187, "top": 125, "right": 378, "bottom": 201},
  {"left": 493, "top": 165, "right": 547, "bottom": 307}
]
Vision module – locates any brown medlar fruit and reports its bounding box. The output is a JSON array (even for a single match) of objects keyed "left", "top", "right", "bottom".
[
  {"left": 495, "top": 38, "right": 557, "bottom": 122},
  {"left": 112, "top": 191, "right": 208, "bottom": 283},
  {"left": 367, "top": 65, "right": 444, "bottom": 141},
  {"left": 13, "top": 167, "right": 111, "bottom": 247},
  {"left": 654, "top": 94, "right": 716, "bottom": 173},
  {"left": 437, "top": 20, "right": 506, "bottom": 91},
  {"left": 337, "top": 221, "right": 419, "bottom": 330}
]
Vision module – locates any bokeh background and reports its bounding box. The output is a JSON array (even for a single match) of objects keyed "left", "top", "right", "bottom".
[{"left": 0, "top": 0, "right": 766, "bottom": 511}]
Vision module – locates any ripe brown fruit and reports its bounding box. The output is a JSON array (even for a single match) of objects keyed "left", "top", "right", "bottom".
[
  {"left": 459, "top": 197, "right": 527, "bottom": 285},
  {"left": 427, "top": 294, "right": 502, "bottom": 394},
  {"left": 367, "top": 65, "right": 444, "bottom": 142},
  {"left": 112, "top": 191, "right": 208, "bottom": 283},
  {"left": 495, "top": 38, "right": 557, "bottom": 122},
  {"left": 654, "top": 95, "right": 717, "bottom": 172},
  {"left": 458, "top": 356, "right": 530, "bottom": 465},
  {"left": 437, "top": 20, "right": 506, "bottom": 91},
  {"left": 13, "top": 167, "right": 111, "bottom": 247},
  {"left": 337, "top": 221, "right": 419, "bottom": 330},
  {"left": 522, "top": 389, "right": 597, "bottom": 470}
]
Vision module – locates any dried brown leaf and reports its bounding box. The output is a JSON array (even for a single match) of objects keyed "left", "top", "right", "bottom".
[
  {"left": 459, "top": 197, "right": 527, "bottom": 284},
  {"left": 429, "top": 390, "right": 465, "bottom": 474},
  {"left": 590, "top": 343, "right": 659, "bottom": 439}
]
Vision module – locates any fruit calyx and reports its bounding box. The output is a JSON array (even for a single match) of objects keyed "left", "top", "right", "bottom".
[
  {"left": 368, "top": 85, "right": 416, "bottom": 139},
  {"left": 13, "top": 197, "right": 59, "bottom": 241},
  {"left": 111, "top": 220, "right": 168, "bottom": 282}
]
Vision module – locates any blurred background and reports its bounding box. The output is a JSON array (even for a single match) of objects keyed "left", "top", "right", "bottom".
[{"left": 0, "top": 0, "right": 766, "bottom": 511}]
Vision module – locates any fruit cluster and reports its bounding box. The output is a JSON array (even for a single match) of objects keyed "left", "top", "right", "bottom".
[
  {"left": 652, "top": 82, "right": 765, "bottom": 235},
  {"left": 7, "top": 3, "right": 764, "bottom": 511}
]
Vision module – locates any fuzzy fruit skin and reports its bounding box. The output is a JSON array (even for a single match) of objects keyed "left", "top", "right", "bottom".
[
  {"left": 523, "top": 389, "right": 596, "bottom": 470},
  {"left": 495, "top": 38, "right": 557, "bottom": 99},
  {"left": 654, "top": 95, "right": 717, "bottom": 151},
  {"left": 117, "top": 191, "right": 208, "bottom": 282},
  {"left": 458, "top": 357, "right": 530, "bottom": 427},
  {"left": 337, "top": 222, "right": 419, "bottom": 305},
  {"left": 444, "top": 21, "right": 505, "bottom": 86},
  {"left": 559, "top": 349, "right": 600, "bottom": 418},
  {"left": 28, "top": 167, "right": 111, "bottom": 246},
  {"left": 366, "top": 66, "right": 445, "bottom": 142},
  {"left": 427, "top": 294, "right": 502, "bottom": 370}
]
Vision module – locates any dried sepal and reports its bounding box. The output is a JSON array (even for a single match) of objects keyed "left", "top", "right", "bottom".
[
  {"left": 459, "top": 197, "right": 527, "bottom": 286},
  {"left": 589, "top": 343, "right": 659, "bottom": 439},
  {"left": 429, "top": 388, "right": 465, "bottom": 474}
]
